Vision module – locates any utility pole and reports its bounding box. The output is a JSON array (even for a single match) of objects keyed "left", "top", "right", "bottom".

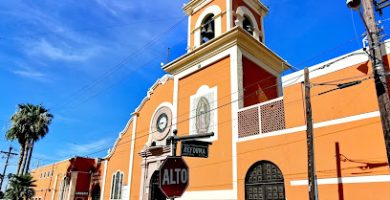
[
  {"left": 0, "top": 147, "right": 17, "bottom": 192},
  {"left": 304, "top": 68, "right": 319, "bottom": 200},
  {"left": 356, "top": 0, "right": 390, "bottom": 167}
]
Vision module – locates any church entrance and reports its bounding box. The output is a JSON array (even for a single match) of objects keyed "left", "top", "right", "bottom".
[{"left": 149, "top": 171, "right": 166, "bottom": 200}]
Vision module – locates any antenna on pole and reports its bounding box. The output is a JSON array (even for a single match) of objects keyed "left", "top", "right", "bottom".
[
  {"left": 160, "top": 48, "right": 171, "bottom": 67},
  {"left": 166, "top": 48, "right": 171, "bottom": 64}
]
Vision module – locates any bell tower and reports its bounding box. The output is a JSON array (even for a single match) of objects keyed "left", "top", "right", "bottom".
[{"left": 184, "top": 0, "right": 268, "bottom": 51}]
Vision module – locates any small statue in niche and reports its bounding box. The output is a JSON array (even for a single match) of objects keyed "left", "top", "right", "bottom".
[{"left": 196, "top": 97, "right": 211, "bottom": 134}]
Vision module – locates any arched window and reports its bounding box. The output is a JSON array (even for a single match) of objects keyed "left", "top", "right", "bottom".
[
  {"left": 200, "top": 14, "right": 215, "bottom": 44},
  {"left": 58, "top": 177, "right": 69, "bottom": 200},
  {"left": 245, "top": 161, "right": 285, "bottom": 200},
  {"left": 243, "top": 16, "right": 254, "bottom": 35},
  {"left": 110, "top": 171, "right": 123, "bottom": 200}
]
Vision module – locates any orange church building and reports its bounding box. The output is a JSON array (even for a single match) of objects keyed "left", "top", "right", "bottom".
[{"left": 31, "top": 0, "right": 390, "bottom": 199}]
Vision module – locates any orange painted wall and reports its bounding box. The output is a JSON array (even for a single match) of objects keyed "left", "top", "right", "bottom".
[
  {"left": 129, "top": 79, "right": 174, "bottom": 199},
  {"left": 103, "top": 122, "right": 133, "bottom": 200},
  {"left": 237, "top": 117, "right": 389, "bottom": 199},
  {"left": 283, "top": 61, "right": 379, "bottom": 128},
  {"left": 31, "top": 159, "right": 71, "bottom": 200},
  {"left": 177, "top": 56, "right": 233, "bottom": 191},
  {"left": 189, "top": 0, "right": 227, "bottom": 49}
]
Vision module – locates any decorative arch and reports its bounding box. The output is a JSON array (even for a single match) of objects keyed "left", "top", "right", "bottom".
[
  {"left": 236, "top": 6, "right": 260, "bottom": 40},
  {"left": 245, "top": 161, "right": 286, "bottom": 200},
  {"left": 194, "top": 5, "right": 222, "bottom": 48}
]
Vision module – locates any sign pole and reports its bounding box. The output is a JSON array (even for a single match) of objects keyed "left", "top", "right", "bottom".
[
  {"left": 162, "top": 130, "right": 214, "bottom": 199},
  {"left": 170, "top": 130, "right": 177, "bottom": 200}
]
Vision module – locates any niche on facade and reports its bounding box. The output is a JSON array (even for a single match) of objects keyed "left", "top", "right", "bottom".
[{"left": 189, "top": 85, "right": 218, "bottom": 141}]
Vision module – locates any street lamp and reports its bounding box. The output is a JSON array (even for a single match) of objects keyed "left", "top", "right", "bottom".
[{"left": 346, "top": 0, "right": 361, "bottom": 9}]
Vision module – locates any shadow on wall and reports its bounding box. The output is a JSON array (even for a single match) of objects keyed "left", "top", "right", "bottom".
[{"left": 335, "top": 142, "right": 388, "bottom": 200}]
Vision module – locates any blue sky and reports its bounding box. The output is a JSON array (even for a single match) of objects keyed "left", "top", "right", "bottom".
[{"left": 1, "top": 0, "right": 390, "bottom": 188}]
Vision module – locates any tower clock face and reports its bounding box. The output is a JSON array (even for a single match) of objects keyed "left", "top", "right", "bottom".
[{"left": 151, "top": 106, "right": 172, "bottom": 141}]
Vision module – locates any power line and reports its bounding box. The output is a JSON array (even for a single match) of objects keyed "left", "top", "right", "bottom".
[
  {"left": 0, "top": 17, "right": 184, "bottom": 41},
  {"left": 51, "top": 16, "right": 187, "bottom": 112},
  {"left": 61, "top": 52, "right": 374, "bottom": 160},
  {"left": 93, "top": 71, "right": 373, "bottom": 159},
  {"left": 34, "top": 36, "right": 371, "bottom": 163}
]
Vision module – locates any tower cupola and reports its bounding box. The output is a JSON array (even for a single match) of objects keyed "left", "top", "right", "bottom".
[{"left": 184, "top": 0, "right": 268, "bottom": 51}]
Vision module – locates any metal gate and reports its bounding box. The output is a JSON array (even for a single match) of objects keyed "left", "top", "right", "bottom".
[{"left": 245, "top": 161, "right": 285, "bottom": 200}]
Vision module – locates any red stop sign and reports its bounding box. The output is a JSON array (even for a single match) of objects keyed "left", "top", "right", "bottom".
[{"left": 159, "top": 156, "right": 189, "bottom": 198}]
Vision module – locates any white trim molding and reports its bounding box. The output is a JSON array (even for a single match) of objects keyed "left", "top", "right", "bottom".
[
  {"left": 192, "top": 0, "right": 213, "bottom": 14},
  {"left": 226, "top": 0, "right": 232, "bottom": 30},
  {"left": 291, "top": 175, "right": 390, "bottom": 186},
  {"left": 238, "top": 111, "right": 380, "bottom": 143},
  {"left": 177, "top": 189, "right": 236, "bottom": 200},
  {"left": 230, "top": 46, "right": 240, "bottom": 199},
  {"left": 127, "top": 115, "right": 137, "bottom": 199},
  {"left": 100, "top": 160, "right": 108, "bottom": 200},
  {"left": 282, "top": 50, "right": 368, "bottom": 87}
]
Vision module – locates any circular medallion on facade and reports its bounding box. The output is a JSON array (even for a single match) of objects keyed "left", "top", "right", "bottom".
[
  {"left": 196, "top": 97, "right": 210, "bottom": 134},
  {"left": 151, "top": 106, "right": 172, "bottom": 141}
]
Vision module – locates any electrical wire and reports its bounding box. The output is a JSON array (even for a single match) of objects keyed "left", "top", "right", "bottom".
[
  {"left": 27, "top": 35, "right": 374, "bottom": 162},
  {"left": 84, "top": 70, "right": 377, "bottom": 160},
  {"left": 51, "top": 16, "right": 187, "bottom": 111},
  {"left": 0, "top": 17, "right": 184, "bottom": 41},
  {"left": 64, "top": 54, "right": 375, "bottom": 160}
]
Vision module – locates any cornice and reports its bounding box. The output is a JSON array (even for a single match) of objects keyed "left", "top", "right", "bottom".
[
  {"left": 162, "top": 27, "right": 291, "bottom": 75},
  {"left": 184, "top": 0, "right": 211, "bottom": 15},
  {"left": 244, "top": 0, "right": 269, "bottom": 15},
  {"left": 139, "top": 146, "right": 171, "bottom": 158}
]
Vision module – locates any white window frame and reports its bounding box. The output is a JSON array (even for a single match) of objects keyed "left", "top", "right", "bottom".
[
  {"left": 110, "top": 171, "right": 124, "bottom": 200},
  {"left": 58, "top": 176, "right": 69, "bottom": 200}
]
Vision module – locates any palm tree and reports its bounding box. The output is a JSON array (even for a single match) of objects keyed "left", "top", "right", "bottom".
[
  {"left": 5, "top": 174, "right": 36, "bottom": 200},
  {"left": 6, "top": 104, "right": 53, "bottom": 175}
]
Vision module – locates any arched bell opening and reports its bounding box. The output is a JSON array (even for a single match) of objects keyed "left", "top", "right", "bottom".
[{"left": 200, "top": 14, "right": 215, "bottom": 44}]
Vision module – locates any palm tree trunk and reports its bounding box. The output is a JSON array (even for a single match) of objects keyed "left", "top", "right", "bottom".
[
  {"left": 16, "top": 145, "right": 25, "bottom": 176},
  {"left": 20, "top": 141, "right": 29, "bottom": 175},
  {"left": 24, "top": 140, "right": 34, "bottom": 174}
]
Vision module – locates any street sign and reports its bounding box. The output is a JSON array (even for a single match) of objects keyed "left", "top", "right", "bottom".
[
  {"left": 181, "top": 140, "right": 210, "bottom": 158},
  {"left": 159, "top": 156, "right": 189, "bottom": 198}
]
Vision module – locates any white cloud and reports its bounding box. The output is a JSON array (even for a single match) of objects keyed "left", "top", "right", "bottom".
[
  {"left": 29, "top": 39, "right": 98, "bottom": 62},
  {"left": 12, "top": 67, "right": 48, "bottom": 82},
  {"left": 57, "top": 138, "right": 113, "bottom": 157},
  {"left": 95, "top": 0, "right": 135, "bottom": 16}
]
